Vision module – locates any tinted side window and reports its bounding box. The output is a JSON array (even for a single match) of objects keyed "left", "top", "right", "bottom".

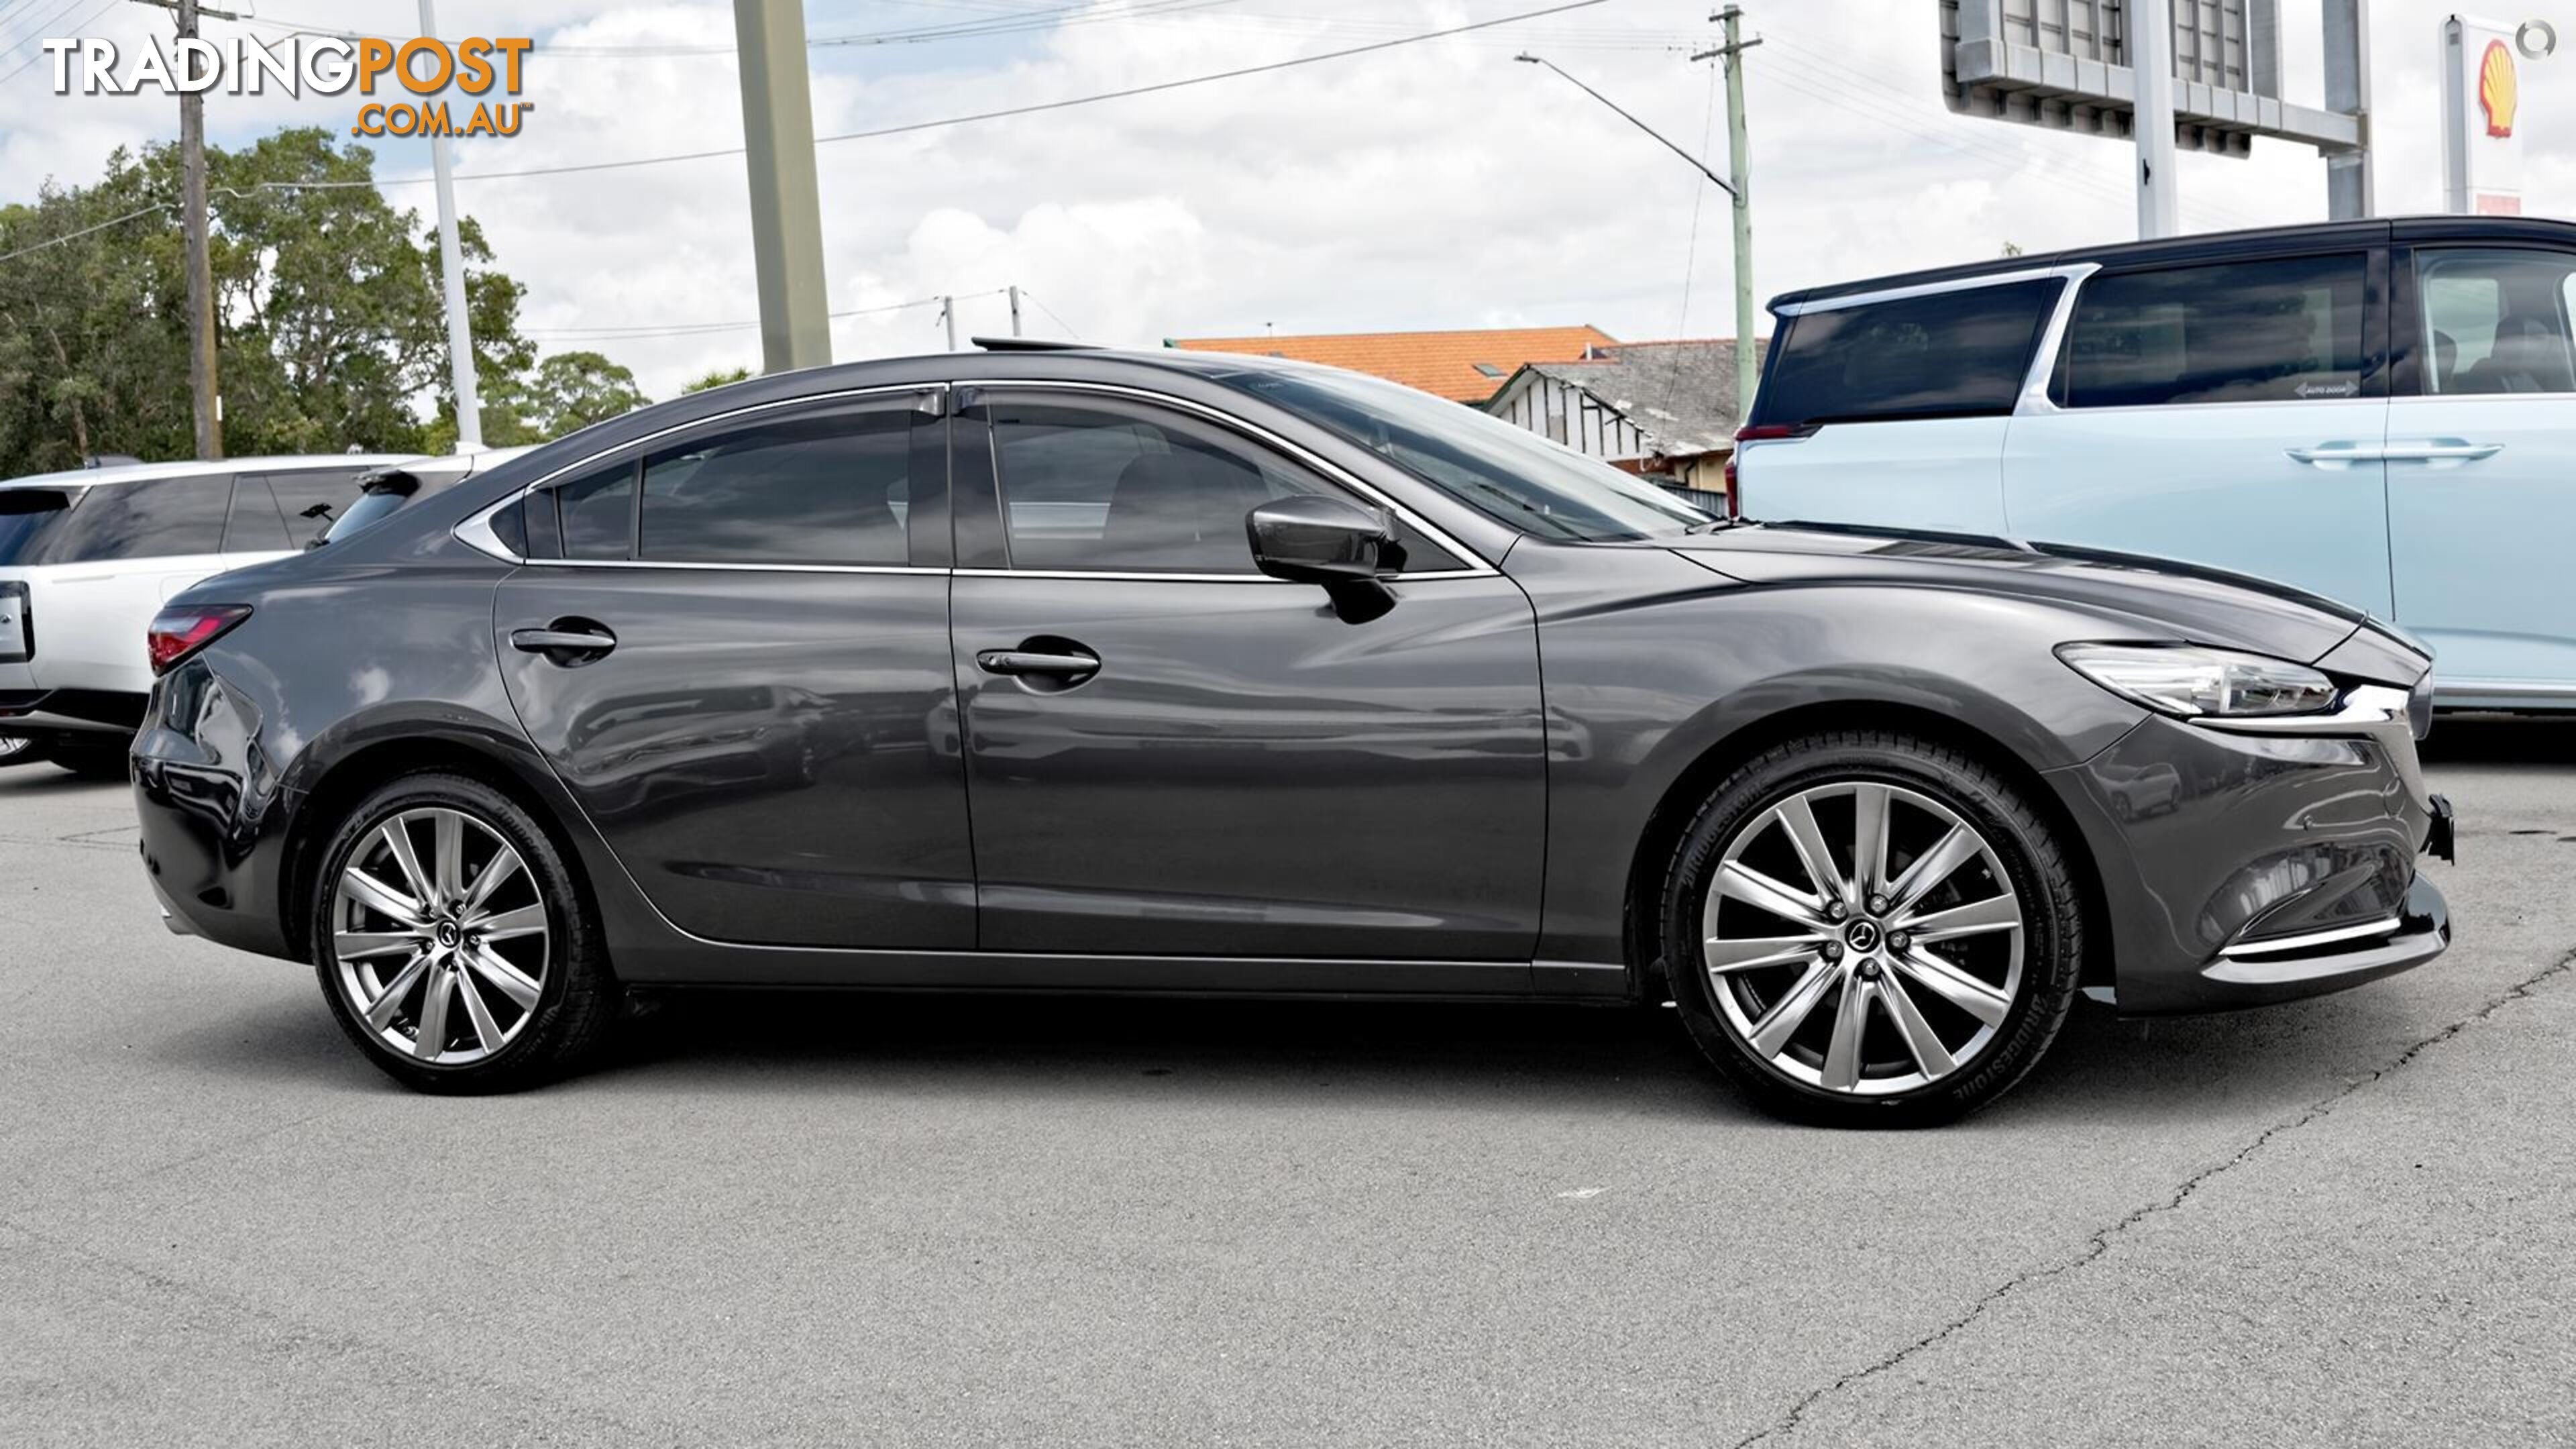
[
  {"left": 2059, "top": 254, "right": 2370, "bottom": 408},
  {"left": 26, "top": 474, "right": 230, "bottom": 562},
  {"left": 640, "top": 410, "right": 915, "bottom": 566},
  {"left": 1756, "top": 279, "right": 2059, "bottom": 427},
  {"left": 554, "top": 464, "right": 635, "bottom": 560},
  {"left": 264, "top": 470, "right": 368, "bottom": 547},
  {"left": 2414, "top": 248, "right": 2576, "bottom": 394},
  {"left": 988, "top": 401, "right": 1458, "bottom": 574}
]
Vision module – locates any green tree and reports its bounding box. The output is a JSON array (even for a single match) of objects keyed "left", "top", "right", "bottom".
[
  {"left": 0, "top": 127, "right": 543, "bottom": 474},
  {"left": 511, "top": 350, "right": 651, "bottom": 441},
  {"left": 683, "top": 366, "right": 754, "bottom": 394}
]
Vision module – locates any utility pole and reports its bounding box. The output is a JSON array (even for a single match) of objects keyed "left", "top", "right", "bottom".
[
  {"left": 1008, "top": 284, "right": 1023, "bottom": 337},
  {"left": 1713, "top": 7, "right": 1758, "bottom": 421},
  {"left": 733, "top": 0, "right": 833, "bottom": 374},
  {"left": 420, "top": 0, "right": 480, "bottom": 449},
  {"left": 177, "top": 0, "right": 220, "bottom": 459},
  {"left": 2129, "top": 0, "right": 2181, "bottom": 238},
  {"left": 938, "top": 297, "right": 957, "bottom": 352}
]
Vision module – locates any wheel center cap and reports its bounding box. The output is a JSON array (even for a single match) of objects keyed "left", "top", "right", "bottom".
[
  {"left": 1842, "top": 919, "right": 1882, "bottom": 955},
  {"left": 433, "top": 920, "right": 461, "bottom": 950}
]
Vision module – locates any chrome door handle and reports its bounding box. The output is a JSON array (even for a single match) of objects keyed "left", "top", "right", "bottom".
[
  {"left": 2380, "top": 441, "right": 2504, "bottom": 462},
  {"left": 976, "top": 649, "right": 1099, "bottom": 678}
]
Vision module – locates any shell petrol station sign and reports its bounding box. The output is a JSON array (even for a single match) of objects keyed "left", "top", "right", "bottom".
[{"left": 2445, "top": 15, "right": 2557, "bottom": 215}]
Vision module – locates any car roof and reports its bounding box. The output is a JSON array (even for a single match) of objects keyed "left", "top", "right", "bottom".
[
  {"left": 1770, "top": 213, "right": 2576, "bottom": 312},
  {"left": 0, "top": 453, "right": 428, "bottom": 493}
]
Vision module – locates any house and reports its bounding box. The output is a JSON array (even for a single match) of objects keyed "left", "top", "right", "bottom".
[
  {"left": 1481, "top": 338, "right": 1768, "bottom": 498},
  {"left": 1166, "top": 325, "right": 1619, "bottom": 404}
]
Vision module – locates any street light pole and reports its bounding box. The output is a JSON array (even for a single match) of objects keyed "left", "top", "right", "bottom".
[
  {"left": 2130, "top": 0, "right": 2182, "bottom": 237},
  {"left": 1519, "top": 40, "right": 1759, "bottom": 419},
  {"left": 419, "top": 0, "right": 480, "bottom": 449},
  {"left": 178, "top": 0, "right": 220, "bottom": 460}
]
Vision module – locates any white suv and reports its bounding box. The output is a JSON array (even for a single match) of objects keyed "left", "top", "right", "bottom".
[{"left": 0, "top": 455, "right": 426, "bottom": 775}]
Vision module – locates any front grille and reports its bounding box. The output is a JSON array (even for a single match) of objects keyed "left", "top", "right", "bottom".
[{"left": 0, "top": 688, "right": 44, "bottom": 714}]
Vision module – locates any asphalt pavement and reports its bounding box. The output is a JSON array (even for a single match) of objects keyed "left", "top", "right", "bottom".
[{"left": 1, "top": 722, "right": 2570, "bottom": 1446}]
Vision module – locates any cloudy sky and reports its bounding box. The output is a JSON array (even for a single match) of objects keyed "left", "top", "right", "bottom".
[{"left": 3, "top": 0, "right": 2570, "bottom": 397}]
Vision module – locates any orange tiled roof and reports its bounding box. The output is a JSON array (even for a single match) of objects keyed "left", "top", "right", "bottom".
[{"left": 1169, "top": 325, "right": 1619, "bottom": 402}]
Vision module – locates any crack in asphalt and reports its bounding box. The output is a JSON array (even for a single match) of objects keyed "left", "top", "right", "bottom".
[{"left": 1729, "top": 943, "right": 2576, "bottom": 1449}]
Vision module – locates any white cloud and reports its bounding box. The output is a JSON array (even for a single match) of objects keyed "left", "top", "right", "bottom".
[{"left": 3, "top": 1, "right": 2573, "bottom": 402}]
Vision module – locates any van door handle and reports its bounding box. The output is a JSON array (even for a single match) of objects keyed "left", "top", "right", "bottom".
[
  {"left": 2380, "top": 440, "right": 2504, "bottom": 462},
  {"left": 2284, "top": 443, "right": 2383, "bottom": 466}
]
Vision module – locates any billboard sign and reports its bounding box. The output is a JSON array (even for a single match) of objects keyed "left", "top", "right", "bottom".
[
  {"left": 2445, "top": 16, "right": 2525, "bottom": 213},
  {"left": 1940, "top": 0, "right": 2361, "bottom": 159}
]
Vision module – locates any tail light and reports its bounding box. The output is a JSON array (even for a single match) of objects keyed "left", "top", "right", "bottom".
[
  {"left": 1727, "top": 423, "right": 1819, "bottom": 521},
  {"left": 147, "top": 605, "right": 250, "bottom": 676}
]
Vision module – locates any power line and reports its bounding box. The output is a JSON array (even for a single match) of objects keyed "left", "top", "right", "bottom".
[{"left": 0, "top": 0, "right": 111, "bottom": 76}]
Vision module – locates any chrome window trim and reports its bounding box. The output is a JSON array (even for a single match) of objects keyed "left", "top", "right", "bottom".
[
  {"left": 452, "top": 383, "right": 947, "bottom": 567},
  {"left": 2010, "top": 263, "right": 2102, "bottom": 416},
  {"left": 1776, "top": 264, "right": 2084, "bottom": 318},
  {"left": 453, "top": 377, "right": 1501, "bottom": 579},
  {"left": 951, "top": 567, "right": 1489, "bottom": 584},
  {"left": 964, "top": 378, "right": 1499, "bottom": 578}
]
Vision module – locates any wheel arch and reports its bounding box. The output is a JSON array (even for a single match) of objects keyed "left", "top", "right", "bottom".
[
  {"left": 279, "top": 733, "right": 598, "bottom": 965},
  {"left": 1621, "top": 698, "right": 2112, "bottom": 1002}
]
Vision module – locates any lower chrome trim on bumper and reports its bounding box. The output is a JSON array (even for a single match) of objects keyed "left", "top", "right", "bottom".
[
  {"left": 2196, "top": 876, "right": 2449, "bottom": 1000},
  {"left": 2219, "top": 914, "right": 2405, "bottom": 959}
]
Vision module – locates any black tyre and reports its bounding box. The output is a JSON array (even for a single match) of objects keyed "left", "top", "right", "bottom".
[
  {"left": 309, "top": 771, "right": 620, "bottom": 1093},
  {"left": 49, "top": 741, "right": 129, "bottom": 780},
  {"left": 1658, "top": 731, "right": 2082, "bottom": 1127}
]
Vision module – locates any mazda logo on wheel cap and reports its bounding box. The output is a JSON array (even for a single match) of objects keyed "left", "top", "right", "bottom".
[
  {"left": 1843, "top": 919, "right": 1882, "bottom": 955},
  {"left": 433, "top": 921, "right": 460, "bottom": 949}
]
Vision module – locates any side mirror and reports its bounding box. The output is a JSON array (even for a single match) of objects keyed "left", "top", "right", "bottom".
[
  {"left": 1245, "top": 495, "right": 1397, "bottom": 584},
  {"left": 1246, "top": 496, "right": 1403, "bottom": 624}
]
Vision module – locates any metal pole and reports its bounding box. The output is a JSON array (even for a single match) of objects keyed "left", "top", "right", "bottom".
[
  {"left": 178, "top": 0, "right": 221, "bottom": 459},
  {"left": 1720, "top": 5, "right": 1755, "bottom": 422},
  {"left": 941, "top": 297, "right": 957, "bottom": 352},
  {"left": 420, "top": 0, "right": 480, "bottom": 449},
  {"left": 2321, "top": 0, "right": 2372, "bottom": 219},
  {"left": 1008, "top": 284, "right": 1022, "bottom": 337},
  {"left": 2129, "top": 0, "right": 2181, "bottom": 237},
  {"left": 733, "top": 0, "right": 833, "bottom": 372}
]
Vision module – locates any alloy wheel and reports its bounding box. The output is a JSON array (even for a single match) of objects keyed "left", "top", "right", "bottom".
[
  {"left": 331, "top": 807, "right": 549, "bottom": 1065},
  {"left": 1701, "top": 781, "right": 2025, "bottom": 1096}
]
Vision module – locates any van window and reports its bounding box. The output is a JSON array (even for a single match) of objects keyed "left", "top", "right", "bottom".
[
  {"left": 2059, "top": 254, "right": 2371, "bottom": 408},
  {"left": 2414, "top": 248, "right": 2576, "bottom": 394},
  {"left": 1754, "top": 279, "right": 2060, "bottom": 428},
  {"left": 1, "top": 475, "right": 230, "bottom": 563},
  {"left": 0, "top": 489, "right": 80, "bottom": 566}
]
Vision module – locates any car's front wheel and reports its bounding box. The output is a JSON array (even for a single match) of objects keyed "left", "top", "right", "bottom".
[
  {"left": 1659, "top": 731, "right": 2083, "bottom": 1126},
  {"left": 309, "top": 772, "right": 621, "bottom": 1093}
]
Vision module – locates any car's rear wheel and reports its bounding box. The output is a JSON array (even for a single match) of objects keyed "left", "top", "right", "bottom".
[
  {"left": 1659, "top": 731, "right": 2082, "bottom": 1127},
  {"left": 309, "top": 772, "right": 620, "bottom": 1093}
]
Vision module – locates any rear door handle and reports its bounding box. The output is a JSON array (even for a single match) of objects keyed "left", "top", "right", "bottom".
[
  {"left": 976, "top": 649, "right": 1099, "bottom": 678},
  {"left": 511, "top": 623, "right": 618, "bottom": 664}
]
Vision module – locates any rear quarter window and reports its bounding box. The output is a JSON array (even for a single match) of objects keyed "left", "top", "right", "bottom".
[{"left": 1756, "top": 278, "right": 2061, "bottom": 427}]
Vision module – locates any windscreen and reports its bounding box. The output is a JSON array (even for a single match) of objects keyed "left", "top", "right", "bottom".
[
  {"left": 1218, "top": 366, "right": 1710, "bottom": 543},
  {"left": 0, "top": 489, "right": 79, "bottom": 566}
]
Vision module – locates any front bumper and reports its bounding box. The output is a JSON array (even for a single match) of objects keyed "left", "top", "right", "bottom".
[{"left": 2050, "top": 708, "right": 2451, "bottom": 1016}]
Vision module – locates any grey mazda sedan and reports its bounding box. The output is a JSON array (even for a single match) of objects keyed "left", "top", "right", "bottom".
[{"left": 133, "top": 344, "right": 2453, "bottom": 1124}]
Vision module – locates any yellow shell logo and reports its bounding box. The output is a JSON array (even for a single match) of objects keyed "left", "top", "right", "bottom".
[{"left": 2481, "top": 39, "right": 2518, "bottom": 138}]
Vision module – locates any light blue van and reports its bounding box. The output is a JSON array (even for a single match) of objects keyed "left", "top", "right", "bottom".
[{"left": 1735, "top": 217, "right": 2576, "bottom": 710}]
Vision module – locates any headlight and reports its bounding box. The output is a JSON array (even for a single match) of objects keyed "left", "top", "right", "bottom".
[{"left": 2057, "top": 643, "right": 2341, "bottom": 718}]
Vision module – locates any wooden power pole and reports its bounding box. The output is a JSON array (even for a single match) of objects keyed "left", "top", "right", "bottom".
[{"left": 178, "top": 0, "right": 221, "bottom": 459}]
